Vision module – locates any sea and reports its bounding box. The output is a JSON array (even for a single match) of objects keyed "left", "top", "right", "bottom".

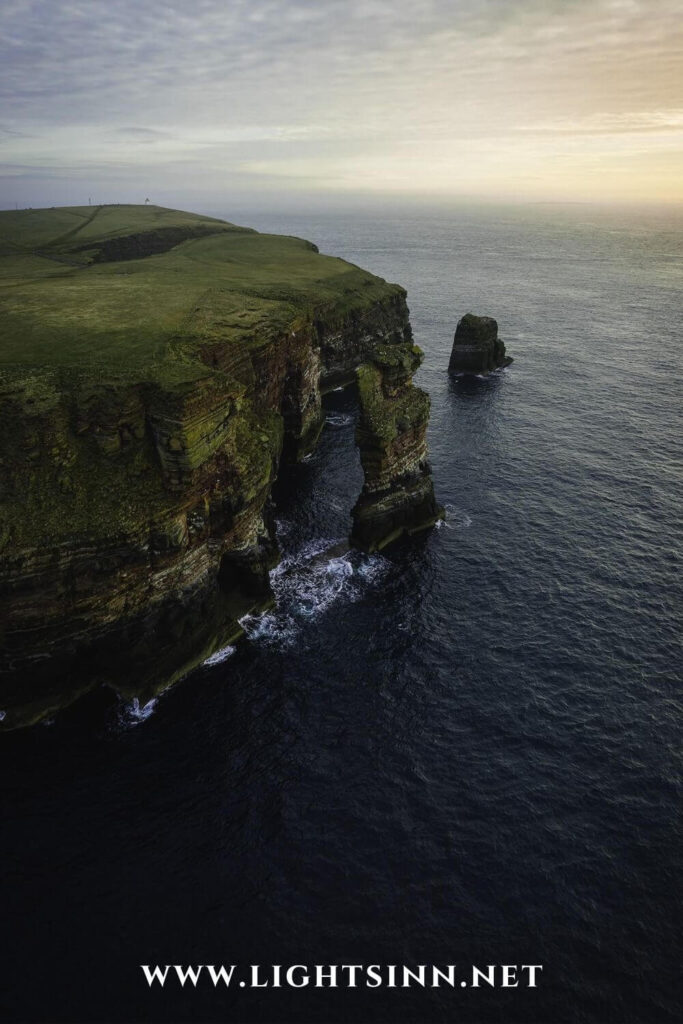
[{"left": 1, "top": 202, "right": 681, "bottom": 1024}]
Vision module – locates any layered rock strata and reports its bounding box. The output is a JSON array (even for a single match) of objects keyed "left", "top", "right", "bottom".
[
  {"left": 448, "top": 313, "right": 512, "bottom": 375},
  {"left": 351, "top": 345, "right": 442, "bottom": 551},
  {"left": 0, "top": 206, "right": 440, "bottom": 728}
]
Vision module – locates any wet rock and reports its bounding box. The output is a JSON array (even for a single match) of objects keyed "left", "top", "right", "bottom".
[
  {"left": 351, "top": 344, "right": 443, "bottom": 552},
  {"left": 448, "top": 313, "right": 512, "bottom": 375},
  {"left": 0, "top": 220, "right": 441, "bottom": 729}
]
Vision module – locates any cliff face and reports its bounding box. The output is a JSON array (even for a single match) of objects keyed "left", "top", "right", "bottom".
[
  {"left": 352, "top": 344, "right": 441, "bottom": 551},
  {"left": 0, "top": 205, "right": 440, "bottom": 728}
]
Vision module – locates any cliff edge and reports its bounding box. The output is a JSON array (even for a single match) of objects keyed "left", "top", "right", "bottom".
[{"left": 0, "top": 204, "right": 440, "bottom": 728}]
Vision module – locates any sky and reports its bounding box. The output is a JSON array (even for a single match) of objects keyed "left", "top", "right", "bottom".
[{"left": 1, "top": 0, "right": 682, "bottom": 209}]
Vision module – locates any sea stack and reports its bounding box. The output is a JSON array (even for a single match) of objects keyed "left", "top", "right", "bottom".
[
  {"left": 351, "top": 343, "right": 443, "bottom": 552},
  {"left": 448, "top": 313, "right": 512, "bottom": 375}
]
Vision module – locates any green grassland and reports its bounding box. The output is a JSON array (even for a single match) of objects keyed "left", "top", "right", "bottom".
[
  {"left": 0, "top": 204, "right": 401, "bottom": 547},
  {"left": 0, "top": 204, "right": 395, "bottom": 386},
  {"left": 0, "top": 203, "right": 229, "bottom": 252}
]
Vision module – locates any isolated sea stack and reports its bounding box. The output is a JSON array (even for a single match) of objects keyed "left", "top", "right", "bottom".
[{"left": 448, "top": 313, "right": 512, "bottom": 375}]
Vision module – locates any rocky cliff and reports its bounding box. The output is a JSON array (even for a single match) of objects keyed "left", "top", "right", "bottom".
[
  {"left": 0, "top": 204, "right": 440, "bottom": 728},
  {"left": 352, "top": 343, "right": 441, "bottom": 550}
]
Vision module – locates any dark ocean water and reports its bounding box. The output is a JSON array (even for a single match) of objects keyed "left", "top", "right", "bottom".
[{"left": 1, "top": 203, "right": 682, "bottom": 1024}]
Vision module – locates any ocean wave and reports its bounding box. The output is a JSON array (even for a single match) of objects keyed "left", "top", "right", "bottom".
[
  {"left": 437, "top": 503, "right": 472, "bottom": 529},
  {"left": 118, "top": 696, "right": 157, "bottom": 728},
  {"left": 240, "top": 541, "right": 392, "bottom": 648},
  {"left": 355, "top": 555, "right": 391, "bottom": 582},
  {"left": 326, "top": 412, "right": 354, "bottom": 428},
  {"left": 203, "top": 644, "right": 236, "bottom": 667},
  {"left": 239, "top": 610, "right": 300, "bottom": 647}
]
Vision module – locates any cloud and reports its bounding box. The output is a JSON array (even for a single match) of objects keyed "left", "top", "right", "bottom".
[
  {"left": 109, "top": 126, "right": 170, "bottom": 138},
  {"left": 517, "top": 111, "right": 683, "bottom": 136},
  {"left": 1, "top": 0, "right": 682, "bottom": 205},
  {"left": 0, "top": 124, "right": 26, "bottom": 136}
]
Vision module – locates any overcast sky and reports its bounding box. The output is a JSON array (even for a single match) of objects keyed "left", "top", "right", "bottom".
[{"left": 1, "top": 0, "right": 682, "bottom": 209}]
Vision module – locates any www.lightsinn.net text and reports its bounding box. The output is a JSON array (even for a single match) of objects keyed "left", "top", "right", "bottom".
[{"left": 141, "top": 964, "right": 543, "bottom": 990}]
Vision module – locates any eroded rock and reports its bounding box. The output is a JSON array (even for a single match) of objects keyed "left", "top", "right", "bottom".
[
  {"left": 448, "top": 313, "right": 512, "bottom": 375},
  {"left": 0, "top": 207, "right": 441, "bottom": 728},
  {"left": 351, "top": 343, "right": 443, "bottom": 551}
]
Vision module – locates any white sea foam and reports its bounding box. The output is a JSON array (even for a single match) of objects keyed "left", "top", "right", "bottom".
[
  {"left": 119, "top": 696, "right": 157, "bottom": 727},
  {"left": 240, "top": 540, "right": 393, "bottom": 647},
  {"left": 326, "top": 412, "right": 354, "bottom": 428},
  {"left": 203, "top": 644, "right": 236, "bottom": 667},
  {"left": 439, "top": 504, "right": 472, "bottom": 529},
  {"left": 291, "top": 555, "right": 353, "bottom": 618},
  {"left": 275, "top": 536, "right": 342, "bottom": 573},
  {"left": 355, "top": 554, "right": 391, "bottom": 582},
  {"left": 240, "top": 610, "right": 299, "bottom": 647}
]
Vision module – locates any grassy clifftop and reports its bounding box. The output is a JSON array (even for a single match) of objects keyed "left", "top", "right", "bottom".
[
  {"left": 0, "top": 205, "right": 440, "bottom": 727},
  {"left": 0, "top": 203, "right": 396, "bottom": 385},
  {"left": 0, "top": 204, "right": 405, "bottom": 548},
  {"left": 0, "top": 202, "right": 230, "bottom": 252}
]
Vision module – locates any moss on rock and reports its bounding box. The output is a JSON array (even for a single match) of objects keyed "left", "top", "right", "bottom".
[{"left": 0, "top": 204, "right": 440, "bottom": 728}]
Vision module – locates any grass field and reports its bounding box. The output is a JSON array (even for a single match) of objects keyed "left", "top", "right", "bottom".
[
  {"left": 0, "top": 204, "right": 394, "bottom": 384},
  {"left": 0, "top": 204, "right": 401, "bottom": 547},
  {"left": 0, "top": 203, "right": 229, "bottom": 252}
]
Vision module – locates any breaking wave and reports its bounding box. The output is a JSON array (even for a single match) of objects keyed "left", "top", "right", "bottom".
[
  {"left": 203, "top": 644, "right": 236, "bottom": 667},
  {"left": 326, "top": 412, "right": 354, "bottom": 428},
  {"left": 118, "top": 696, "right": 157, "bottom": 728},
  {"left": 240, "top": 540, "right": 392, "bottom": 648}
]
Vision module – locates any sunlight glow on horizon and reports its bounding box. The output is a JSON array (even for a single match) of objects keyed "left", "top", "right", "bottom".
[{"left": 1, "top": 0, "right": 682, "bottom": 208}]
